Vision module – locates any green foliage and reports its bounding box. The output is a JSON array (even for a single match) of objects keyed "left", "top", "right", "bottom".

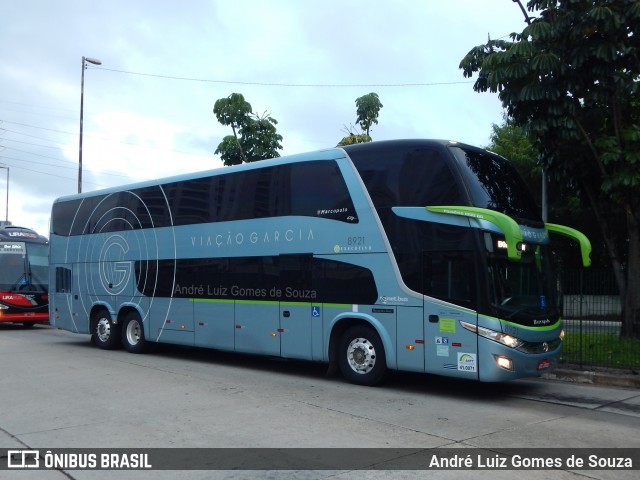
[
  {"left": 487, "top": 117, "right": 540, "bottom": 181},
  {"left": 213, "top": 93, "right": 251, "bottom": 129},
  {"left": 215, "top": 136, "right": 243, "bottom": 165},
  {"left": 213, "top": 93, "right": 283, "bottom": 166},
  {"left": 355, "top": 93, "right": 383, "bottom": 136},
  {"left": 337, "top": 123, "right": 372, "bottom": 146},
  {"left": 238, "top": 115, "right": 283, "bottom": 163},
  {"left": 337, "top": 93, "right": 383, "bottom": 146},
  {"left": 337, "top": 133, "right": 372, "bottom": 146},
  {"left": 562, "top": 331, "right": 640, "bottom": 369},
  {"left": 461, "top": 0, "right": 640, "bottom": 337}
]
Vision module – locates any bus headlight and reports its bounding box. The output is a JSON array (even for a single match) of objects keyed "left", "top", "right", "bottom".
[
  {"left": 559, "top": 329, "right": 565, "bottom": 341},
  {"left": 461, "top": 321, "right": 524, "bottom": 349},
  {"left": 494, "top": 355, "right": 514, "bottom": 371},
  {"left": 478, "top": 326, "right": 524, "bottom": 349}
]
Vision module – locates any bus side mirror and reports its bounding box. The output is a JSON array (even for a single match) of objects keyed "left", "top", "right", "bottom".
[
  {"left": 545, "top": 223, "right": 592, "bottom": 268},
  {"left": 427, "top": 206, "right": 523, "bottom": 261}
]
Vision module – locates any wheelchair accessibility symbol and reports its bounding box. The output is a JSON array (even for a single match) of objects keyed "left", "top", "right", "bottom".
[{"left": 311, "top": 306, "right": 321, "bottom": 317}]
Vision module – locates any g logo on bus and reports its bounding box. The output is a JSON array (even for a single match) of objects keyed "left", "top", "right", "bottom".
[
  {"left": 542, "top": 342, "right": 549, "bottom": 352},
  {"left": 99, "top": 235, "right": 132, "bottom": 295}
]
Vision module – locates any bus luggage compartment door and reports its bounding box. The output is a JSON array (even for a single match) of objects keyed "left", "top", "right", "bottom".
[
  {"left": 280, "top": 303, "right": 313, "bottom": 361},
  {"left": 234, "top": 302, "right": 280, "bottom": 356}
]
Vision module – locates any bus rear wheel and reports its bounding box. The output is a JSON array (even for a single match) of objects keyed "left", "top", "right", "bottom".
[
  {"left": 91, "top": 309, "right": 121, "bottom": 350},
  {"left": 338, "top": 325, "right": 387, "bottom": 386},
  {"left": 122, "top": 311, "right": 146, "bottom": 354}
]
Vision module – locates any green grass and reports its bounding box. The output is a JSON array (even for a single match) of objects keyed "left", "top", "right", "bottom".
[{"left": 561, "top": 332, "right": 640, "bottom": 369}]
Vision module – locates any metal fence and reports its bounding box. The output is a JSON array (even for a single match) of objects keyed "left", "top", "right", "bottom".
[{"left": 559, "top": 269, "right": 639, "bottom": 370}]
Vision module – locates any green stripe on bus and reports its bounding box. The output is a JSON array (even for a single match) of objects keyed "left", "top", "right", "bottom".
[
  {"left": 487, "top": 316, "right": 562, "bottom": 332},
  {"left": 189, "top": 298, "right": 351, "bottom": 309}
]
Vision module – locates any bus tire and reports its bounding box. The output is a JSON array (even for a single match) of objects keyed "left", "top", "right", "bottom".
[
  {"left": 91, "top": 309, "right": 121, "bottom": 350},
  {"left": 122, "top": 311, "right": 147, "bottom": 354},
  {"left": 338, "top": 325, "right": 387, "bottom": 386}
]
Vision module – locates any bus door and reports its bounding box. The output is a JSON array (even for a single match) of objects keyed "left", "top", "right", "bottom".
[
  {"left": 51, "top": 264, "right": 76, "bottom": 331},
  {"left": 422, "top": 250, "right": 479, "bottom": 379},
  {"left": 279, "top": 254, "right": 314, "bottom": 361}
]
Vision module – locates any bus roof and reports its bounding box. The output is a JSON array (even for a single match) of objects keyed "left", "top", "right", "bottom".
[
  {"left": 53, "top": 139, "right": 480, "bottom": 205},
  {"left": 0, "top": 224, "right": 49, "bottom": 243}
]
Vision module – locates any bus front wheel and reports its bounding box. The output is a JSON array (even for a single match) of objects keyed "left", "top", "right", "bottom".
[
  {"left": 338, "top": 325, "right": 387, "bottom": 386},
  {"left": 122, "top": 311, "right": 147, "bottom": 354},
  {"left": 91, "top": 309, "right": 121, "bottom": 350}
]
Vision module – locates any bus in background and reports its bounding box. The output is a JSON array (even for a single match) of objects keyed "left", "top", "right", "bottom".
[
  {"left": 0, "top": 222, "right": 49, "bottom": 327},
  {"left": 48, "top": 140, "right": 591, "bottom": 384}
]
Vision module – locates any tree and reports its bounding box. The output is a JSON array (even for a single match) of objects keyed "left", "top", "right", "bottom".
[
  {"left": 460, "top": 0, "right": 640, "bottom": 337},
  {"left": 213, "top": 93, "right": 283, "bottom": 166},
  {"left": 337, "top": 124, "right": 371, "bottom": 147},
  {"left": 356, "top": 92, "right": 383, "bottom": 137},
  {"left": 337, "top": 93, "right": 383, "bottom": 146}
]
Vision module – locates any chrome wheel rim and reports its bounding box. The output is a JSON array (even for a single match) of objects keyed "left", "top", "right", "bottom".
[
  {"left": 347, "top": 337, "right": 376, "bottom": 374},
  {"left": 96, "top": 318, "right": 111, "bottom": 343},
  {"left": 126, "top": 320, "right": 141, "bottom": 345}
]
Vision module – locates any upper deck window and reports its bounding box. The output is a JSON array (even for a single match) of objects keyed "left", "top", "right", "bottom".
[
  {"left": 51, "top": 160, "right": 357, "bottom": 237},
  {"left": 349, "top": 145, "right": 462, "bottom": 208},
  {"left": 168, "top": 160, "right": 357, "bottom": 224}
]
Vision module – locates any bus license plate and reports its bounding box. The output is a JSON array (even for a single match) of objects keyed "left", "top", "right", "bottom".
[{"left": 537, "top": 359, "right": 551, "bottom": 370}]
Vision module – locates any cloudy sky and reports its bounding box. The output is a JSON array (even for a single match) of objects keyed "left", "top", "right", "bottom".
[{"left": 0, "top": 0, "right": 528, "bottom": 237}]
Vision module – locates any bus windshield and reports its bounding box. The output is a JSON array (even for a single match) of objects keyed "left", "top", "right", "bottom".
[
  {"left": 450, "top": 146, "right": 542, "bottom": 225},
  {"left": 484, "top": 233, "right": 559, "bottom": 323},
  {"left": 0, "top": 242, "right": 49, "bottom": 293}
]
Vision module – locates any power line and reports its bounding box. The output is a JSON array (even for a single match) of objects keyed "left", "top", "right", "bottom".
[
  {"left": 1, "top": 130, "right": 68, "bottom": 148},
  {"left": 1, "top": 154, "right": 79, "bottom": 171},
  {"left": 1, "top": 120, "right": 76, "bottom": 137},
  {"left": 0, "top": 157, "right": 107, "bottom": 188},
  {"left": 3, "top": 146, "right": 82, "bottom": 166},
  {"left": 1, "top": 149, "right": 130, "bottom": 178},
  {"left": 1, "top": 120, "right": 213, "bottom": 158},
  {"left": 0, "top": 106, "right": 77, "bottom": 122},
  {"left": 0, "top": 100, "right": 77, "bottom": 114},
  {"left": 96, "top": 67, "right": 475, "bottom": 88},
  {"left": 0, "top": 125, "right": 216, "bottom": 184}
]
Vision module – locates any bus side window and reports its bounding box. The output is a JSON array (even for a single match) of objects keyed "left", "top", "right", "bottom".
[
  {"left": 288, "top": 162, "right": 357, "bottom": 222},
  {"left": 56, "top": 267, "right": 72, "bottom": 293},
  {"left": 280, "top": 254, "right": 312, "bottom": 292},
  {"left": 423, "top": 251, "right": 476, "bottom": 309}
]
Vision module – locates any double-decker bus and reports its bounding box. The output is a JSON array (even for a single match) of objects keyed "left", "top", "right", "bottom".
[
  {"left": 0, "top": 223, "right": 49, "bottom": 327},
  {"left": 48, "top": 140, "right": 590, "bottom": 384}
]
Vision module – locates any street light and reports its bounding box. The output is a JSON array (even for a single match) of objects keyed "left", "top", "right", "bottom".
[
  {"left": 0, "top": 165, "right": 8, "bottom": 222},
  {"left": 78, "top": 56, "right": 101, "bottom": 194}
]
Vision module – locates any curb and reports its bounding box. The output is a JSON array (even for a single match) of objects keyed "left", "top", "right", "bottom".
[{"left": 544, "top": 368, "right": 640, "bottom": 389}]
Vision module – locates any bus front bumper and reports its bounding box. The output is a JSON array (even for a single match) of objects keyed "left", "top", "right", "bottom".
[{"left": 478, "top": 341, "right": 562, "bottom": 382}]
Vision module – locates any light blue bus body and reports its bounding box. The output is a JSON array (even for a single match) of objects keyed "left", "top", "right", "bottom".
[{"left": 49, "top": 140, "right": 590, "bottom": 384}]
